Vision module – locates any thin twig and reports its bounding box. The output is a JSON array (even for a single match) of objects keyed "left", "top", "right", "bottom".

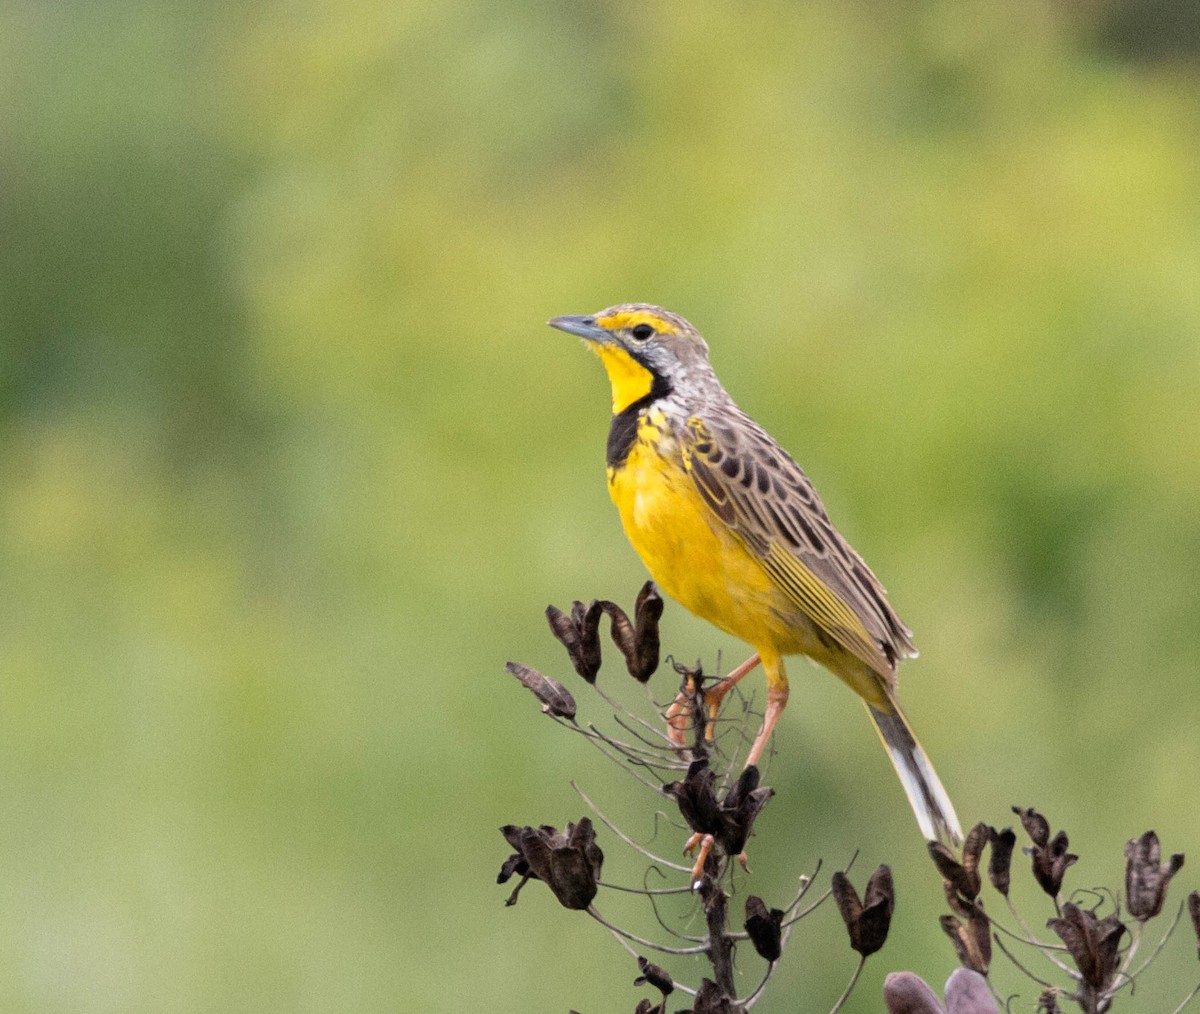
[
  {"left": 784, "top": 863, "right": 822, "bottom": 913},
  {"left": 1001, "top": 895, "right": 1078, "bottom": 978},
  {"left": 1110, "top": 899, "right": 1186, "bottom": 994},
  {"left": 611, "top": 713, "right": 690, "bottom": 764},
  {"left": 578, "top": 729, "right": 674, "bottom": 793},
  {"left": 1169, "top": 981, "right": 1200, "bottom": 1014},
  {"left": 591, "top": 721, "right": 683, "bottom": 764},
  {"left": 586, "top": 905, "right": 708, "bottom": 956},
  {"left": 643, "top": 878, "right": 707, "bottom": 944},
  {"left": 779, "top": 855, "right": 852, "bottom": 930},
  {"left": 829, "top": 955, "right": 866, "bottom": 1014},
  {"left": 597, "top": 879, "right": 693, "bottom": 896},
  {"left": 741, "top": 962, "right": 776, "bottom": 1009},
  {"left": 591, "top": 681, "right": 676, "bottom": 746},
  {"left": 992, "top": 929, "right": 1068, "bottom": 993},
  {"left": 571, "top": 781, "right": 690, "bottom": 872},
  {"left": 983, "top": 909, "right": 1076, "bottom": 979}
]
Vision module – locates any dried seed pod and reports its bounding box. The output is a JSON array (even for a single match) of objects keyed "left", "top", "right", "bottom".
[
  {"left": 1047, "top": 902, "right": 1126, "bottom": 993},
  {"left": 717, "top": 764, "right": 774, "bottom": 856},
  {"left": 987, "top": 826, "right": 1016, "bottom": 896},
  {"left": 634, "top": 956, "right": 673, "bottom": 996},
  {"left": 662, "top": 759, "right": 774, "bottom": 861},
  {"left": 939, "top": 898, "right": 991, "bottom": 974},
  {"left": 832, "top": 865, "right": 894, "bottom": 957},
  {"left": 596, "top": 581, "right": 663, "bottom": 682},
  {"left": 1012, "top": 807, "right": 1077, "bottom": 898},
  {"left": 927, "top": 822, "right": 987, "bottom": 902},
  {"left": 1036, "top": 990, "right": 1063, "bottom": 1014},
  {"left": 496, "top": 819, "right": 604, "bottom": 910},
  {"left": 545, "top": 599, "right": 602, "bottom": 682},
  {"left": 1124, "top": 830, "right": 1185, "bottom": 922},
  {"left": 504, "top": 662, "right": 577, "bottom": 720},
  {"left": 744, "top": 895, "right": 784, "bottom": 962},
  {"left": 631, "top": 581, "right": 663, "bottom": 681},
  {"left": 663, "top": 759, "right": 723, "bottom": 836}
]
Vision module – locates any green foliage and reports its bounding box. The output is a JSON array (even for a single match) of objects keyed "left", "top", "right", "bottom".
[{"left": 2, "top": 1, "right": 1199, "bottom": 1009}]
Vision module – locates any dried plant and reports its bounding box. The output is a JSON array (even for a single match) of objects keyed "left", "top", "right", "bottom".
[
  {"left": 499, "top": 582, "right": 892, "bottom": 1012},
  {"left": 899, "top": 808, "right": 1200, "bottom": 1014},
  {"left": 498, "top": 584, "right": 1200, "bottom": 1012}
]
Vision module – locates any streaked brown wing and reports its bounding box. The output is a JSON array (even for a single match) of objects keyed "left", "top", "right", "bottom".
[{"left": 680, "top": 410, "right": 915, "bottom": 676}]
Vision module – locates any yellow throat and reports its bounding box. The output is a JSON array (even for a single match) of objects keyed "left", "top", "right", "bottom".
[{"left": 589, "top": 343, "right": 657, "bottom": 414}]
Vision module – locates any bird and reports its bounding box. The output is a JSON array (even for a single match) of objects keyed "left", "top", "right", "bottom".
[{"left": 548, "top": 303, "right": 963, "bottom": 847}]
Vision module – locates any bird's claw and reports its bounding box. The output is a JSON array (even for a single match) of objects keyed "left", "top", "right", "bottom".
[{"left": 687, "top": 833, "right": 715, "bottom": 891}]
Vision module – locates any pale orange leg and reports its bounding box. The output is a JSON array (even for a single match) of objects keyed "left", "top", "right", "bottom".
[
  {"left": 664, "top": 696, "right": 691, "bottom": 750},
  {"left": 664, "top": 654, "right": 761, "bottom": 750},
  {"left": 683, "top": 832, "right": 715, "bottom": 890},
  {"left": 744, "top": 681, "right": 790, "bottom": 768},
  {"left": 703, "top": 653, "right": 762, "bottom": 739}
]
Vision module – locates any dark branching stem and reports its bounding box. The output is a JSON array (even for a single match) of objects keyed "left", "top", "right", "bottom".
[{"left": 698, "top": 874, "right": 738, "bottom": 997}]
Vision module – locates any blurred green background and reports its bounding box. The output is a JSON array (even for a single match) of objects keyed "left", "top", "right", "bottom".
[{"left": 4, "top": 1, "right": 1200, "bottom": 1010}]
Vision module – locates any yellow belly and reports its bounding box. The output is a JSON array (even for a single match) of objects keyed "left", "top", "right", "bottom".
[
  {"left": 607, "top": 423, "right": 805, "bottom": 656},
  {"left": 607, "top": 415, "right": 888, "bottom": 707}
]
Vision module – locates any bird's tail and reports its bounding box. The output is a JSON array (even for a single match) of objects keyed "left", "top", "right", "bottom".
[{"left": 865, "top": 694, "right": 963, "bottom": 848}]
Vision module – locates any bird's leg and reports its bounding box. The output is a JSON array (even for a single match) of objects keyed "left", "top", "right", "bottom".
[
  {"left": 664, "top": 670, "right": 700, "bottom": 751},
  {"left": 702, "top": 653, "right": 762, "bottom": 741},
  {"left": 664, "top": 654, "right": 761, "bottom": 751},
  {"left": 743, "top": 681, "right": 789, "bottom": 768}
]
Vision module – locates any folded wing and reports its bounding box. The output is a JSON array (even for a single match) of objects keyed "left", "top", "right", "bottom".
[{"left": 680, "top": 410, "right": 916, "bottom": 680}]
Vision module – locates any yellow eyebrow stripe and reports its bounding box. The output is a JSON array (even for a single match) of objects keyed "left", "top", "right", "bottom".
[{"left": 594, "top": 309, "right": 681, "bottom": 335}]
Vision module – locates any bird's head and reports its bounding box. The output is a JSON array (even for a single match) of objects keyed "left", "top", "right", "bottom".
[{"left": 548, "top": 303, "right": 711, "bottom": 414}]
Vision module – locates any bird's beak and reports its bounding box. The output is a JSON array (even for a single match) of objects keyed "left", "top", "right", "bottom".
[{"left": 548, "top": 315, "right": 610, "bottom": 344}]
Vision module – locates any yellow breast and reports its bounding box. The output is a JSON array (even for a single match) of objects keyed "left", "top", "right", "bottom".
[{"left": 607, "top": 412, "right": 804, "bottom": 653}]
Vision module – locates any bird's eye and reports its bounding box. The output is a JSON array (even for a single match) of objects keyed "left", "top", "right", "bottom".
[{"left": 630, "top": 323, "right": 655, "bottom": 341}]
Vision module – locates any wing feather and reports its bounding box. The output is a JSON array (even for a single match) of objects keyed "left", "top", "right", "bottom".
[{"left": 681, "top": 411, "right": 915, "bottom": 676}]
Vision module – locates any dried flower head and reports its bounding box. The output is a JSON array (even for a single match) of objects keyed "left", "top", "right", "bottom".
[
  {"left": 744, "top": 895, "right": 784, "bottom": 962},
  {"left": 987, "top": 826, "right": 1017, "bottom": 896},
  {"left": 928, "top": 822, "right": 989, "bottom": 901},
  {"left": 545, "top": 599, "right": 603, "bottom": 683},
  {"left": 497, "top": 819, "right": 604, "bottom": 910},
  {"left": 662, "top": 759, "right": 774, "bottom": 862},
  {"left": 596, "top": 581, "right": 663, "bottom": 682},
  {"left": 663, "top": 759, "right": 724, "bottom": 837},
  {"left": 716, "top": 764, "right": 774, "bottom": 856},
  {"left": 504, "top": 662, "right": 577, "bottom": 720},
  {"left": 634, "top": 956, "right": 674, "bottom": 997},
  {"left": 1013, "top": 806, "right": 1077, "bottom": 898},
  {"left": 1047, "top": 902, "right": 1126, "bottom": 993},
  {"left": 1124, "top": 830, "right": 1184, "bottom": 922},
  {"left": 832, "top": 865, "right": 895, "bottom": 957},
  {"left": 940, "top": 905, "right": 991, "bottom": 975}
]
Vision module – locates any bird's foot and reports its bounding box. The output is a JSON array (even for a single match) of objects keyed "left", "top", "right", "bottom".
[
  {"left": 664, "top": 691, "right": 693, "bottom": 752},
  {"left": 663, "top": 654, "right": 763, "bottom": 753},
  {"left": 683, "top": 832, "right": 714, "bottom": 890}
]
